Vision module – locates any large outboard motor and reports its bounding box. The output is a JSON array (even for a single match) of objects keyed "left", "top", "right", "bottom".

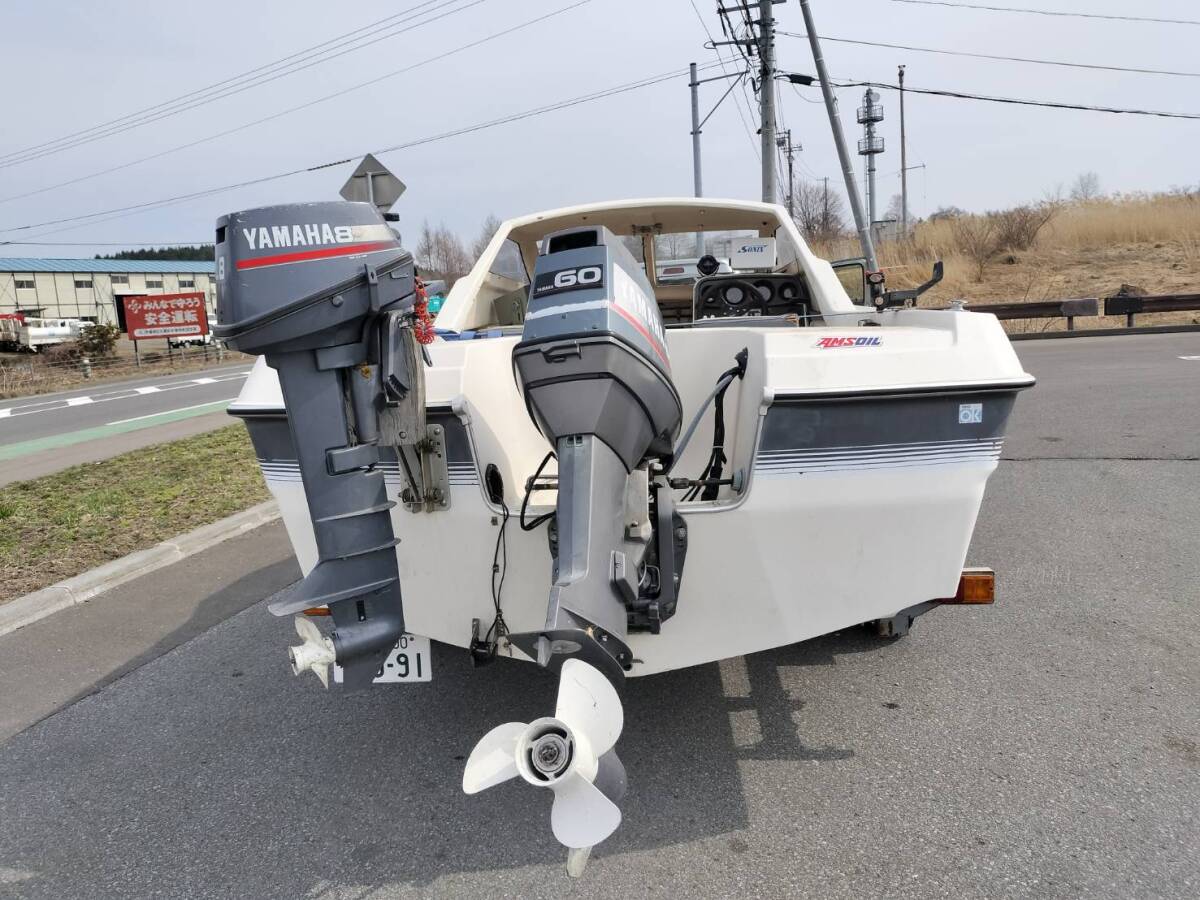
[
  {"left": 510, "top": 226, "right": 683, "bottom": 685},
  {"left": 214, "top": 202, "right": 421, "bottom": 688}
]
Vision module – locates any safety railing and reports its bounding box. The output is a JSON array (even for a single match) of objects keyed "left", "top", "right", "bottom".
[
  {"left": 971, "top": 292, "right": 1200, "bottom": 334},
  {"left": 971, "top": 298, "right": 1099, "bottom": 331},
  {"left": 1103, "top": 293, "right": 1200, "bottom": 327}
]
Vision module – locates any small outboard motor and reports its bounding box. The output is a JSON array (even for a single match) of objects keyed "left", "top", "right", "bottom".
[
  {"left": 511, "top": 226, "right": 683, "bottom": 685},
  {"left": 214, "top": 202, "right": 420, "bottom": 688}
]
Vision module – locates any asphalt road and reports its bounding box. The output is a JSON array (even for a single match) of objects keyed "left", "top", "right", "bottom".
[
  {"left": 0, "top": 362, "right": 253, "bottom": 485},
  {"left": 0, "top": 333, "right": 1197, "bottom": 899}
]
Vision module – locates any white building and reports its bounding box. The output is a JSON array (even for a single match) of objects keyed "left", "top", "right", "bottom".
[{"left": 0, "top": 258, "right": 216, "bottom": 326}]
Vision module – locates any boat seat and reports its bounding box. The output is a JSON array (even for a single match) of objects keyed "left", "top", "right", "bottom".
[{"left": 491, "top": 286, "right": 528, "bottom": 326}]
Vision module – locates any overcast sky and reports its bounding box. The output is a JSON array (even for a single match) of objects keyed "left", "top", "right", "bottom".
[{"left": 0, "top": 0, "right": 1190, "bottom": 258}]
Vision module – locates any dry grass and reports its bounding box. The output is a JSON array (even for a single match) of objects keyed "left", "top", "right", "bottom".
[
  {"left": 0, "top": 425, "right": 268, "bottom": 603},
  {"left": 812, "top": 193, "right": 1200, "bottom": 330},
  {"left": 0, "top": 346, "right": 250, "bottom": 400}
]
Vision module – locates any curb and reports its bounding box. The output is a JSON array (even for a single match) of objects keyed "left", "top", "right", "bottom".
[{"left": 0, "top": 500, "right": 281, "bottom": 639}]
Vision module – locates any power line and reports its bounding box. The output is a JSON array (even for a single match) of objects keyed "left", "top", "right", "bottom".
[
  {"left": 0, "top": 0, "right": 489, "bottom": 170},
  {"left": 887, "top": 0, "right": 1200, "bottom": 27},
  {"left": 1, "top": 62, "right": 727, "bottom": 242},
  {"left": 0, "top": 2, "right": 589, "bottom": 206},
  {"left": 1, "top": 241, "right": 210, "bottom": 247},
  {"left": 687, "top": 0, "right": 760, "bottom": 159},
  {"left": 0, "top": 0, "right": 450, "bottom": 166},
  {"left": 779, "top": 31, "right": 1200, "bottom": 79},
  {"left": 828, "top": 77, "right": 1200, "bottom": 120}
]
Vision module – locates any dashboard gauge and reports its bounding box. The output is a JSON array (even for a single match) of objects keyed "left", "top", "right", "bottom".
[
  {"left": 753, "top": 281, "right": 773, "bottom": 302},
  {"left": 723, "top": 285, "right": 746, "bottom": 306},
  {"left": 778, "top": 281, "right": 800, "bottom": 302}
]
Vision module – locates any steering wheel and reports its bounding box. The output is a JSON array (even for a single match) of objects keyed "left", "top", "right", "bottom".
[{"left": 711, "top": 278, "right": 768, "bottom": 317}]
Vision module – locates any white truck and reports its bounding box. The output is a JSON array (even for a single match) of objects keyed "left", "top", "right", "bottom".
[{"left": 0, "top": 315, "right": 88, "bottom": 352}]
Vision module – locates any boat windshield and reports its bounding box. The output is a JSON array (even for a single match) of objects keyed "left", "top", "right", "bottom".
[{"left": 650, "top": 230, "right": 762, "bottom": 283}]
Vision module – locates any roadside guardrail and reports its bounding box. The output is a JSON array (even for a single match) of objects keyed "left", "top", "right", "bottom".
[
  {"left": 1102, "top": 293, "right": 1200, "bottom": 327},
  {"left": 972, "top": 298, "right": 1100, "bottom": 331},
  {"left": 970, "top": 292, "right": 1200, "bottom": 337}
]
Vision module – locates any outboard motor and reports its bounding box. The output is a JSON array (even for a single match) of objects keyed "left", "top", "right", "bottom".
[
  {"left": 509, "top": 226, "right": 683, "bottom": 685},
  {"left": 467, "top": 227, "right": 692, "bottom": 870},
  {"left": 213, "top": 202, "right": 421, "bottom": 688}
]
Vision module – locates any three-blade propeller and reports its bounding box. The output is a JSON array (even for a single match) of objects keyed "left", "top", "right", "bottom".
[
  {"left": 288, "top": 615, "right": 336, "bottom": 688},
  {"left": 463, "top": 659, "right": 626, "bottom": 860}
]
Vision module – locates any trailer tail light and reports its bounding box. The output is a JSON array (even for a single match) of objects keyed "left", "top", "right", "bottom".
[
  {"left": 302, "top": 607, "right": 331, "bottom": 616},
  {"left": 939, "top": 567, "right": 994, "bottom": 604}
]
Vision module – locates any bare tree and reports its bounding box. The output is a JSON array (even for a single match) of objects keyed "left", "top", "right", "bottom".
[
  {"left": 884, "top": 193, "right": 911, "bottom": 224},
  {"left": 952, "top": 215, "right": 1002, "bottom": 282},
  {"left": 654, "top": 232, "right": 693, "bottom": 259},
  {"left": 791, "top": 180, "right": 846, "bottom": 244},
  {"left": 1069, "top": 171, "right": 1103, "bottom": 203},
  {"left": 471, "top": 214, "right": 502, "bottom": 260},
  {"left": 993, "top": 203, "right": 1056, "bottom": 251},
  {"left": 415, "top": 220, "right": 471, "bottom": 283},
  {"left": 928, "top": 205, "right": 966, "bottom": 222}
]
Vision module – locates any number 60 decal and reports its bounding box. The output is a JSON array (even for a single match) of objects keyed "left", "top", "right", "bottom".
[{"left": 553, "top": 266, "right": 603, "bottom": 288}]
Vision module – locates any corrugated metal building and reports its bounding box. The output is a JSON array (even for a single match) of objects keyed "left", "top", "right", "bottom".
[{"left": 0, "top": 258, "right": 216, "bottom": 324}]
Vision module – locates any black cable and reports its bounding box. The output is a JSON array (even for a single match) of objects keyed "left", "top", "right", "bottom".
[
  {"left": 0, "top": 60, "right": 722, "bottom": 242},
  {"left": 520, "top": 451, "right": 557, "bottom": 531},
  {"left": 684, "top": 349, "right": 748, "bottom": 502},
  {"left": 887, "top": 0, "right": 1200, "bottom": 27},
  {"left": 831, "top": 78, "right": 1200, "bottom": 121},
  {"left": 0, "top": 1, "right": 590, "bottom": 207},
  {"left": 485, "top": 500, "right": 510, "bottom": 643},
  {"left": 778, "top": 31, "right": 1200, "bottom": 79},
  {"left": 687, "top": 0, "right": 760, "bottom": 157},
  {"left": 0, "top": 0, "right": 490, "bottom": 170},
  {"left": 0, "top": 0, "right": 449, "bottom": 166}
]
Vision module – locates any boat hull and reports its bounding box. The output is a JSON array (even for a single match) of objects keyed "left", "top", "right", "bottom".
[{"left": 238, "top": 381, "right": 1019, "bottom": 676}]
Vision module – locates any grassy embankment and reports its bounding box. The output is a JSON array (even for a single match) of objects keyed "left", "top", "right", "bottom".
[
  {"left": 0, "top": 425, "right": 268, "bottom": 603},
  {"left": 813, "top": 193, "right": 1200, "bottom": 332}
]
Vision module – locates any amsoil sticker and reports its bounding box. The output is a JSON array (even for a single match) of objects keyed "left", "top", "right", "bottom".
[{"left": 814, "top": 336, "right": 882, "bottom": 348}]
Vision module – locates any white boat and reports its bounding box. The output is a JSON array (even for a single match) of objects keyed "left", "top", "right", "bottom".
[{"left": 219, "top": 196, "right": 1033, "bottom": 872}]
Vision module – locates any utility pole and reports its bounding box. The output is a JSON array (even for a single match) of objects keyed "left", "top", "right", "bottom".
[
  {"left": 898, "top": 65, "right": 909, "bottom": 236},
  {"left": 758, "top": 0, "right": 778, "bottom": 205},
  {"left": 777, "top": 129, "right": 798, "bottom": 217},
  {"left": 796, "top": 0, "right": 878, "bottom": 271},
  {"left": 857, "top": 87, "right": 884, "bottom": 242},
  {"left": 690, "top": 62, "right": 705, "bottom": 255},
  {"left": 688, "top": 61, "right": 750, "bottom": 253},
  {"left": 823, "top": 176, "right": 829, "bottom": 235}
]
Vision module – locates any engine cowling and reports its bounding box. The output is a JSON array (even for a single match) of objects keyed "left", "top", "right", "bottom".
[{"left": 509, "top": 227, "right": 682, "bottom": 684}]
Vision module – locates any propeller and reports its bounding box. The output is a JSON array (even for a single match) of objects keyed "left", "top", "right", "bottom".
[
  {"left": 462, "top": 658, "right": 626, "bottom": 875},
  {"left": 287, "top": 615, "right": 336, "bottom": 688}
]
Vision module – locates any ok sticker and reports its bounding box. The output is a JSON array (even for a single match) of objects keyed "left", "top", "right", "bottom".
[{"left": 958, "top": 403, "right": 983, "bottom": 424}]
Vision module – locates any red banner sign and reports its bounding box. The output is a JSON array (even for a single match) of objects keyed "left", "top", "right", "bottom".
[{"left": 123, "top": 292, "right": 209, "bottom": 340}]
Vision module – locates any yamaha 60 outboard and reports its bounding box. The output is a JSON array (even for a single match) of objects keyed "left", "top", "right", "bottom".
[
  {"left": 213, "top": 202, "right": 421, "bottom": 689},
  {"left": 464, "top": 227, "right": 684, "bottom": 872},
  {"left": 510, "top": 225, "right": 683, "bottom": 683}
]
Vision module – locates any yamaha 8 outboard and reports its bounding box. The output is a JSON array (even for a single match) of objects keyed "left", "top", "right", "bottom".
[
  {"left": 509, "top": 226, "right": 684, "bottom": 685},
  {"left": 213, "top": 201, "right": 421, "bottom": 689}
]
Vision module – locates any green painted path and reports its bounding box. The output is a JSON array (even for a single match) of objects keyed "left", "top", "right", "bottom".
[{"left": 0, "top": 400, "right": 231, "bottom": 462}]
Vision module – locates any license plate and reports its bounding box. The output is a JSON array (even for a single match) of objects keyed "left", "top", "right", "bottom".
[{"left": 333, "top": 633, "right": 432, "bottom": 684}]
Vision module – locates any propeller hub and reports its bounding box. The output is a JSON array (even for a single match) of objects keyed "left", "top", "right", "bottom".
[{"left": 532, "top": 733, "right": 571, "bottom": 777}]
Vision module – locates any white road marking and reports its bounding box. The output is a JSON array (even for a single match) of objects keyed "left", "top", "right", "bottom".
[
  {"left": 1179, "top": 355, "right": 1200, "bottom": 361},
  {"left": 0, "top": 369, "right": 251, "bottom": 419},
  {"left": 107, "top": 398, "right": 236, "bottom": 426}
]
